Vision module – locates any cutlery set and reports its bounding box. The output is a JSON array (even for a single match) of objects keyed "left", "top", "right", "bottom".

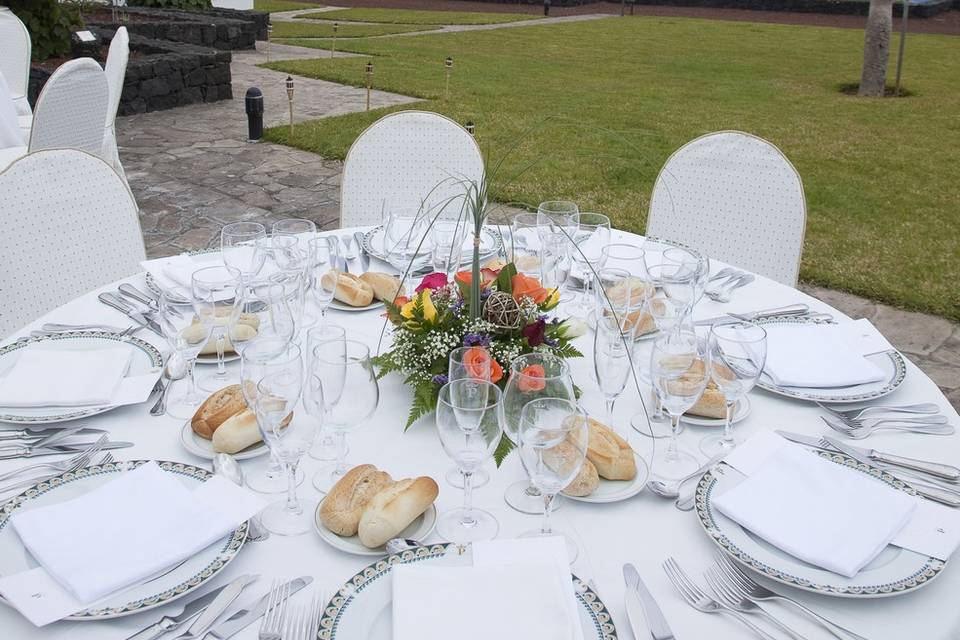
[
  {"left": 694, "top": 304, "right": 832, "bottom": 326},
  {"left": 818, "top": 402, "right": 952, "bottom": 439},
  {"left": 337, "top": 233, "right": 371, "bottom": 275},
  {"left": 0, "top": 434, "right": 109, "bottom": 494},
  {"left": 705, "top": 270, "right": 755, "bottom": 303},
  {"left": 98, "top": 289, "right": 165, "bottom": 337}
]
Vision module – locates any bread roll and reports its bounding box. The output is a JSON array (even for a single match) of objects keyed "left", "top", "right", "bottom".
[
  {"left": 320, "top": 465, "right": 393, "bottom": 536},
  {"left": 584, "top": 418, "right": 636, "bottom": 481},
  {"left": 358, "top": 476, "right": 439, "bottom": 548},
  {"left": 191, "top": 385, "right": 247, "bottom": 439},
  {"left": 211, "top": 408, "right": 260, "bottom": 453},
  {"left": 359, "top": 272, "right": 403, "bottom": 303},
  {"left": 686, "top": 383, "right": 727, "bottom": 419},
  {"left": 183, "top": 311, "right": 259, "bottom": 355},
  {"left": 561, "top": 458, "right": 599, "bottom": 497},
  {"left": 321, "top": 272, "right": 374, "bottom": 307}
]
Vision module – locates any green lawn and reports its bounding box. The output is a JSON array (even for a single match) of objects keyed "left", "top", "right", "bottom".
[
  {"left": 295, "top": 8, "right": 536, "bottom": 25},
  {"left": 262, "top": 17, "right": 960, "bottom": 321},
  {"left": 271, "top": 21, "right": 427, "bottom": 39},
  {"left": 253, "top": 0, "right": 319, "bottom": 12}
]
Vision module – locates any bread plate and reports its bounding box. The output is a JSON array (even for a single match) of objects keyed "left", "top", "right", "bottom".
[
  {"left": 681, "top": 396, "right": 751, "bottom": 428},
  {"left": 179, "top": 420, "right": 268, "bottom": 461},
  {"left": 564, "top": 452, "right": 650, "bottom": 504},
  {"left": 329, "top": 299, "right": 385, "bottom": 313},
  {"left": 313, "top": 503, "right": 437, "bottom": 556},
  {"left": 195, "top": 352, "right": 241, "bottom": 365}
]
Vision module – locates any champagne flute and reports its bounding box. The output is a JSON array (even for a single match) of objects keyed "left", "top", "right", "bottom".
[
  {"left": 499, "top": 353, "right": 575, "bottom": 514},
  {"left": 267, "top": 235, "right": 312, "bottom": 339},
  {"left": 221, "top": 222, "right": 266, "bottom": 282},
  {"left": 649, "top": 331, "right": 708, "bottom": 481},
  {"left": 593, "top": 314, "right": 635, "bottom": 434},
  {"left": 307, "top": 236, "right": 339, "bottom": 325},
  {"left": 435, "top": 379, "right": 503, "bottom": 543},
  {"left": 517, "top": 398, "right": 588, "bottom": 561},
  {"left": 700, "top": 323, "right": 767, "bottom": 456},
  {"left": 510, "top": 212, "right": 541, "bottom": 278},
  {"left": 311, "top": 340, "right": 379, "bottom": 492},
  {"left": 536, "top": 202, "right": 578, "bottom": 295},
  {"left": 570, "top": 212, "right": 610, "bottom": 317},
  {"left": 158, "top": 286, "right": 212, "bottom": 420},
  {"left": 305, "top": 323, "right": 346, "bottom": 464},
  {"left": 191, "top": 265, "right": 240, "bottom": 391},
  {"left": 444, "top": 346, "right": 493, "bottom": 490},
  {"left": 253, "top": 367, "right": 314, "bottom": 535}
]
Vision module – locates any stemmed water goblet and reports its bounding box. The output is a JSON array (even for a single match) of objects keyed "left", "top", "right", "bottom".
[
  {"left": 649, "top": 331, "right": 709, "bottom": 481},
  {"left": 536, "top": 201, "right": 578, "bottom": 295},
  {"left": 228, "top": 279, "right": 296, "bottom": 356},
  {"left": 517, "top": 398, "right": 588, "bottom": 562},
  {"left": 311, "top": 340, "right": 379, "bottom": 492},
  {"left": 661, "top": 247, "right": 710, "bottom": 308},
  {"left": 253, "top": 367, "right": 315, "bottom": 535},
  {"left": 384, "top": 206, "right": 430, "bottom": 281},
  {"left": 267, "top": 235, "right": 312, "bottom": 338},
  {"left": 435, "top": 379, "right": 503, "bottom": 543},
  {"left": 499, "top": 352, "right": 576, "bottom": 514},
  {"left": 221, "top": 222, "right": 267, "bottom": 282},
  {"left": 307, "top": 236, "right": 339, "bottom": 326},
  {"left": 570, "top": 212, "right": 610, "bottom": 317},
  {"left": 191, "top": 265, "right": 241, "bottom": 391},
  {"left": 430, "top": 216, "right": 468, "bottom": 278},
  {"left": 304, "top": 323, "right": 346, "bottom": 464},
  {"left": 510, "top": 212, "right": 541, "bottom": 278},
  {"left": 158, "top": 286, "right": 213, "bottom": 420},
  {"left": 699, "top": 323, "right": 767, "bottom": 456},
  {"left": 443, "top": 346, "right": 493, "bottom": 490}
]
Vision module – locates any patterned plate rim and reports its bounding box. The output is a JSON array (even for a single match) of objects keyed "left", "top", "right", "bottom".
[
  {"left": 695, "top": 453, "right": 945, "bottom": 597},
  {"left": 317, "top": 542, "right": 617, "bottom": 639},
  {"left": 144, "top": 248, "right": 219, "bottom": 298},
  {"left": 0, "top": 459, "right": 248, "bottom": 619},
  {"left": 0, "top": 331, "right": 164, "bottom": 424},
  {"left": 751, "top": 316, "right": 907, "bottom": 404},
  {"left": 361, "top": 225, "right": 503, "bottom": 264}
]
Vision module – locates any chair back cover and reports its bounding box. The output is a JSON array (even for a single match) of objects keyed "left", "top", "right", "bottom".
[
  {"left": 0, "top": 9, "right": 31, "bottom": 116},
  {"left": 29, "top": 58, "right": 110, "bottom": 158},
  {"left": 102, "top": 27, "right": 129, "bottom": 179},
  {"left": 0, "top": 149, "right": 146, "bottom": 337},
  {"left": 340, "top": 110, "right": 484, "bottom": 227},
  {"left": 647, "top": 131, "right": 806, "bottom": 286}
]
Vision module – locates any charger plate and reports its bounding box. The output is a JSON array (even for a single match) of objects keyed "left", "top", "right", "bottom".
[
  {"left": 318, "top": 543, "right": 617, "bottom": 639},
  {"left": 0, "top": 460, "right": 247, "bottom": 619},
  {"left": 695, "top": 452, "right": 945, "bottom": 597}
]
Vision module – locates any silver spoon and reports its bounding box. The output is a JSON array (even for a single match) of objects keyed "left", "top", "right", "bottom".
[
  {"left": 150, "top": 354, "right": 187, "bottom": 417},
  {"left": 647, "top": 454, "right": 725, "bottom": 499},
  {"left": 386, "top": 538, "right": 424, "bottom": 554},
  {"left": 213, "top": 453, "right": 270, "bottom": 542}
]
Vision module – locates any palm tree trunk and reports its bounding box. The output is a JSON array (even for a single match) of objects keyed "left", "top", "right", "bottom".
[{"left": 859, "top": 0, "right": 894, "bottom": 96}]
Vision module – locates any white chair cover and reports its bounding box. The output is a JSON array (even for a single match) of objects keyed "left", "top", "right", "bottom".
[
  {"left": 0, "top": 9, "right": 32, "bottom": 118},
  {"left": 102, "top": 27, "right": 129, "bottom": 182},
  {"left": 647, "top": 131, "right": 807, "bottom": 286},
  {"left": 340, "top": 110, "right": 485, "bottom": 227},
  {"left": 0, "top": 149, "right": 146, "bottom": 338},
  {"left": 29, "top": 58, "right": 110, "bottom": 158}
]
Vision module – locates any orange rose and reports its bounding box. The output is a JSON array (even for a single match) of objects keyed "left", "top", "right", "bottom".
[
  {"left": 490, "top": 358, "right": 504, "bottom": 384},
  {"left": 464, "top": 347, "right": 492, "bottom": 381},
  {"left": 511, "top": 273, "right": 549, "bottom": 305},
  {"left": 517, "top": 364, "right": 546, "bottom": 392},
  {"left": 455, "top": 268, "right": 498, "bottom": 288}
]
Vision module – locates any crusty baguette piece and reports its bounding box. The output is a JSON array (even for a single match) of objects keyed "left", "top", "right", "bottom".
[
  {"left": 561, "top": 458, "right": 600, "bottom": 497},
  {"left": 359, "top": 272, "right": 403, "bottom": 303},
  {"left": 321, "top": 271, "right": 374, "bottom": 307},
  {"left": 686, "top": 383, "right": 727, "bottom": 419},
  {"left": 320, "top": 465, "right": 394, "bottom": 536},
  {"left": 584, "top": 418, "right": 636, "bottom": 481},
  {"left": 191, "top": 385, "right": 246, "bottom": 439},
  {"left": 211, "top": 408, "right": 292, "bottom": 453},
  {"left": 358, "top": 476, "right": 439, "bottom": 548}
]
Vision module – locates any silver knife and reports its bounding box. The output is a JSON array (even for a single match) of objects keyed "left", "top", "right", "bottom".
[
  {"left": 174, "top": 575, "right": 250, "bottom": 640},
  {"left": 777, "top": 431, "right": 960, "bottom": 481},
  {"left": 126, "top": 575, "right": 258, "bottom": 640},
  {"left": 354, "top": 231, "right": 370, "bottom": 272},
  {"left": 0, "top": 441, "right": 133, "bottom": 460},
  {"left": 0, "top": 426, "right": 105, "bottom": 441},
  {"left": 823, "top": 436, "right": 960, "bottom": 507},
  {"left": 694, "top": 304, "right": 810, "bottom": 327},
  {"left": 98, "top": 292, "right": 164, "bottom": 337},
  {"left": 623, "top": 564, "right": 674, "bottom": 640},
  {"left": 202, "top": 576, "right": 312, "bottom": 640}
]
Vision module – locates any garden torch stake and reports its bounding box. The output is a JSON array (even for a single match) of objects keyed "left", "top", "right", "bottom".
[
  {"left": 365, "top": 62, "right": 373, "bottom": 111},
  {"left": 331, "top": 22, "right": 338, "bottom": 56},
  {"left": 285, "top": 76, "right": 294, "bottom": 137},
  {"left": 444, "top": 56, "right": 453, "bottom": 102},
  {"left": 266, "top": 24, "right": 272, "bottom": 62},
  {"left": 894, "top": 0, "right": 909, "bottom": 96}
]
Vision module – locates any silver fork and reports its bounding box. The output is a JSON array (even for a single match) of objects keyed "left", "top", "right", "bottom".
[
  {"left": 821, "top": 416, "right": 953, "bottom": 439},
  {"left": 834, "top": 414, "right": 948, "bottom": 429},
  {"left": 704, "top": 566, "right": 804, "bottom": 639},
  {"left": 283, "top": 591, "right": 322, "bottom": 640},
  {"left": 0, "top": 434, "right": 107, "bottom": 484},
  {"left": 0, "top": 437, "right": 110, "bottom": 494},
  {"left": 708, "top": 274, "right": 755, "bottom": 303},
  {"left": 704, "top": 271, "right": 741, "bottom": 297},
  {"left": 259, "top": 580, "right": 289, "bottom": 640},
  {"left": 817, "top": 402, "right": 940, "bottom": 421},
  {"left": 714, "top": 553, "right": 869, "bottom": 640},
  {"left": 662, "top": 557, "right": 777, "bottom": 640}
]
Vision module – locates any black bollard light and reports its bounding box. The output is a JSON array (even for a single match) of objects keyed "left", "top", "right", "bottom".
[
  {"left": 245, "top": 87, "right": 264, "bottom": 142},
  {"left": 544, "top": 0, "right": 550, "bottom": 16}
]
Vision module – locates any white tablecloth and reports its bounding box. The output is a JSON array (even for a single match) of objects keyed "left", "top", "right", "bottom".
[
  {"left": 0, "top": 71, "right": 26, "bottom": 150},
  {"left": 1, "top": 228, "right": 958, "bottom": 640}
]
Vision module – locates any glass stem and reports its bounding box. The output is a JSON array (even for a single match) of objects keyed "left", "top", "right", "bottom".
[
  {"left": 668, "top": 414, "right": 681, "bottom": 459},
  {"left": 542, "top": 493, "right": 555, "bottom": 534},
  {"left": 185, "top": 357, "right": 199, "bottom": 402},
  {"left": 722, "top": 401, "right": 734, "bottom": 444},
  {"left": 215, "top": 332, "right": 226, "bottom": 376},
  {"left": 285, "top": 459, "right": 302, "bottom": 515},
  {"left": 652, "top": 391, "right": 663, "bottom": 419},
  {"left": 266, "top": 451, "right": 283, "bottom": 479},
  {"left": 335, "top": 430, "right": 348, "bottom": 475},
  {"left": 605, "top": 395, "right": 616, "bottom": 427},
  {"left": 461, "top": 470, "right": 476, "bottom": 526}
]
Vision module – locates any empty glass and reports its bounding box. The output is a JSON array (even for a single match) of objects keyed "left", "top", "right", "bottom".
[
  {"left": 570, "top": 212, "right": 610, "bottom": 316},
  {"left": 158, "top": 286, "right": 212, "bottom": 420},
  {"left": 307, "top": 236, "right": 339, "bottom": 325},
  {"left": 311, "top": 340, "right": 379, "bottom": 492},
  {"left": 499, "top": 353, "right": 575, "bottom": 514},
  {"left": 221, "top": 222, "right": 267, "bottom": 282},
  {"left": 593, "top": 314, "right": 635, "bottom": 434},
  {"left": 191, "top": 265, "right": 241, "bottom": 391},
  {"left": 304, "top": 323, "right": 346, "bottom": 463},
  {"left": 271, "top": 218, "right": 317, "bottom": 247},
  {"left": 700, "top": 323, "right": 767, "bottom": 456},
  {"left": 662, "top": 247, "right": 710, "bottom": 308},
  {"left": 510, "top": 212, "right": 541, "bottom": 278},
  {"left": 536, "top": 203, "right": 578, "bottom": 295},
  {"left": 444, "top": 346, "right": 493, "bottom": 489},
  {"left": 435, "top": 379, "right": 503, "bottom": 544},
  {"left": 517, "top": 398, "right": 588, "bottom": 561},
  {"left": 430, "top": 217, "right": 468, "bottom": 277},
  {"left": 383, "top": 206, "right": 430, "bottom": 277},
  {"left": 229, "top": 279, "right": 295, "bottom": 356}
]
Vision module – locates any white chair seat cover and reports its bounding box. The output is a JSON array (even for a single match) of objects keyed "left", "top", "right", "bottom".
[
  {"left": 0, "top": 10, "right": 31, "bottom": 120},
  {"left": 102, "top": 27, "right": 129, "bottom": 182},
  {"left": 0, "top": 146, "right": 26, "bottom": 173},
  {"left": 29, "top": 58, "right": 110, "bottom": 158}
]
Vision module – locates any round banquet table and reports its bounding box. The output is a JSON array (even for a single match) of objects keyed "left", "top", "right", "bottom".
[{"left": 1, "top": 227, "right": 958, "bottom": 640}]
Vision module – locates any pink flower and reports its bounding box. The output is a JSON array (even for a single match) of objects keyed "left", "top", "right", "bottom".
[{"left": 415, "top": 272, "right": 448, "bottom": 293}]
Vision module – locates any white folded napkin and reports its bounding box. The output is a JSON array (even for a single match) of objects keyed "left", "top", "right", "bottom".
[
  {"left": 0, "top": 346, "right": 132, "bottom": 407},
  {"left": 762, "top": 323, "right": 886, "bottom": 388},
  {"left": 715, "top": 445, "right": 916, "bottom": 577},
  {"left": 6, "top": 463, "right": 263, "bottom": 611},
  {"left": 394, "top": 564, "right": 573, "bottom": 640},
  {"left": 141, "top": 254, "right": 202, "bottom": 289}
]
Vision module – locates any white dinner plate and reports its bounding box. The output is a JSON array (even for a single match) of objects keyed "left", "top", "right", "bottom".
[
  {"left": 564, "top": 452, "right": 651, "bottom": 504},
  {"left": 317, "top": 543, "right": 617, "bottom": 639},
  {"left": 0, "top": 460, "right": 247, "bottom": 620},
  {"left": 695, "top": 453, "right": 945, "bottom": 597},
  {"left": 681, "top": 395, "right": 751, "bottom": 428},
  {"left": 752, "top": 317, "right": 906, "bottom": 404},
  {"left": 178, "top": 421, "right": 268, "bottom": 461},
  {"left": 329, "top": 299, "right": 385, "bottom": 313},
  {"left": 0, "top": 331, "right": 163, "bottom": 425},
  {"left": 313, "top": 503, "right": 437, "bottom": 557}
]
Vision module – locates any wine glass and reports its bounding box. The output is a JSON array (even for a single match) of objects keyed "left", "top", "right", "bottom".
[
  {"left": 311, "top": 340, "right": 379, "bottom": 492},
  {"left": 700, "top": 323, "right": 767, "bottom": 456},
  {"left": 304, "top": 323, "right": 346, "bottom": 463},
  {"left": 383, "top": 206, "right": 429, "bottom": 278},
  {"left": 271, "top": 218, "right": 317, "bottom": 247},
  {"left": 435, "top": 379, "right": 503, "bottom": 544},
  {"left": 158, "top": 286, "right": 212, "bottom": 420},
  {"left": 268, "top": 235, "right": 313, "bottom": 337},
  {"left": 228, "top": 279, "right": 295, "bottom": 356},
  {"left": 644, "top": 262, "right": 696, "bottom": 337},
  {"left": 649, "top": 331, "right": 709, "bottom": 481},
  {"left": 240, "top": 339, "right": 304, "bottom": 494},
  {"left": 444, "top": 346, "right": 493, "bottom": 490},
  {"left": 662, "top": 247, "right": 710, "bottom": 308},
  {"left": 517, "top": 398, "right": 588, "bottom": 561},
  {"left": 191, "top": 265, "right": 240, "bottom": 391},
  {"left": 253, "top": 368, "right": 314, "bottom": 535},
  {"left": 221, "top": 222, "right": 266, "bottom": 282},
  {"left": 536, "top": 203, "right": 578, "bottom": 295},
  {"left": 307, "top": 236, "right": 339, "bottom": 326},
  {"left": 499, "top": 353, "right": 575, "bottom": 514},
  {"left": 593, "top": 314, "right": 635, "bottom": 435},
  {"left": 570, "top": 212, "right": 610, "bottom": 317},
  {"left": 510, "top": 212, "right": 541, "bottom": 278},
  {"left": 430, "top": 217, "right": 468, "bottom": 278}
]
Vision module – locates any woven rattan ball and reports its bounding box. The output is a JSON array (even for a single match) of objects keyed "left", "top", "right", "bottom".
[{"left": 483, "top": 291, "right": 521, "bottom": 329}]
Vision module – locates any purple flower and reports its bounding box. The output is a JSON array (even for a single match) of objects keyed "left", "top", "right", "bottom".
[
  {"left": 522, "top": 319, "right": 547, "bottom": 347},
  {"left": 463, "top": 333, "right": 491, "bottom": 348},
  {"left": 480, "top": 289, "right": 492, "bottom": 300},
  {"left": 432, "top": 374, "right": 449, "bottom": 385},
  {"left": 544, "top": 337, "right": 559, "bottom": 347}
]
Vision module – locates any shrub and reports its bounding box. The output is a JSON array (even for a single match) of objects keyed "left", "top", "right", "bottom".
[
  {"left": 127, "top": 0, "right": 213, "bottom": 9},
  {"left": 1, "top": 0, "right": 81, "bottom": 61}
]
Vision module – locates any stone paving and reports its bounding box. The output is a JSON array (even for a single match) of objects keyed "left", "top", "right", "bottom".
[{"left": 115, "top": 30, "right": 960, "bottom": 410}]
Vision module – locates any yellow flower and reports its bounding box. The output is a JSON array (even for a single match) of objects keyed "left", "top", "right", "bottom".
[
  {"left": 542, "top": 288, "right": 561, "bottom": 310},
  {"left": 400, "top": 298, "right": 416, "bottom": 319},
  {"left": 400, "top": 290, "right": 438, "bottom": 324}
]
